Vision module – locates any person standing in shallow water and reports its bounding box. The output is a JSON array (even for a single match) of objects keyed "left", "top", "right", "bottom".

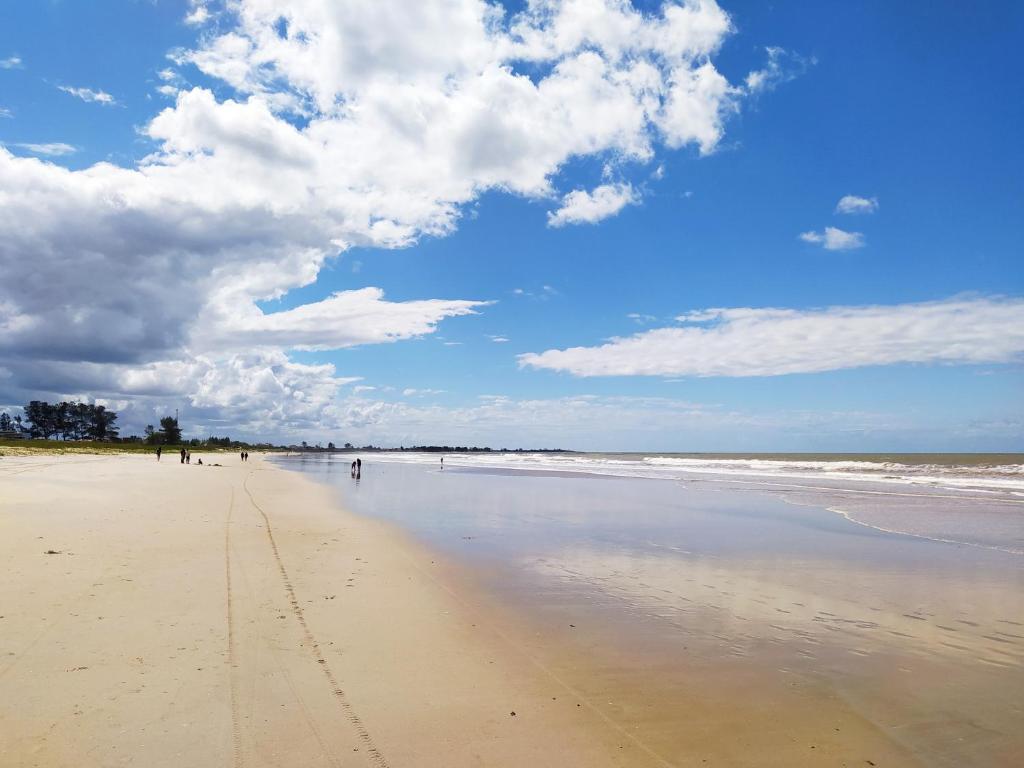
[{"left": 356, "top": 457, "right": 361, "bottom": 474}]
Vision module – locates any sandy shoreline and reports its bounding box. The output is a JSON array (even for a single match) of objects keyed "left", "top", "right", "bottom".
[
  {"left": 0, "top": 453, "right": 952, "bottom": 767},
  {"left": 2, "top": 453, "right": 658, "bottom": 767}
]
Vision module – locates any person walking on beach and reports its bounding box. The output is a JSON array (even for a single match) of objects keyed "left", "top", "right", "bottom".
[
  {"left": 180, "top": 448, "right": 186, "bottom": 464},
  {"left": 156, "top": 446, "right": 162, "bottom": 461},
  {"left": 240, "top": 451, "right": 244, "bottom": 462},
  {"left": 356, "top": 457, "right": 361, "bottom": 473},
  {"left": 186, "top": 450, "right": 191, "bottom": 465},
  {"left": 440, "top": 456, "right": 444, "bottom": 469}
]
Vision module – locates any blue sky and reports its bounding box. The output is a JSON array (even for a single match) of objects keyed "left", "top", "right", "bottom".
[{"left": 0, "top": 1, "right": 1021, "bottom": 450}]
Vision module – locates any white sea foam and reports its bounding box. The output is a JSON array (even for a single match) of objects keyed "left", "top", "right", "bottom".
[{"left": 352, "top": 451, "right": 1024, "bottom": 496}]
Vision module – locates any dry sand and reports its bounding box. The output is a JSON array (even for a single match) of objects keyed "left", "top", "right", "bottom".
[{"left": 1, "top": 453, "right": 924, "bottom": 767}]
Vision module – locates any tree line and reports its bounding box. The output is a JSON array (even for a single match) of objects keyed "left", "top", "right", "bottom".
[
  {"left": 1, "top": 401, "right": 120, "bottom": 440},
  {"left": 0, "top": 401, "right": 266, "bottom": 449}
]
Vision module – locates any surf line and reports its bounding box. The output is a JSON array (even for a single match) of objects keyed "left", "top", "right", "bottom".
[{"left": 697, "top": 476, "right": 1024, "bottom": 505}]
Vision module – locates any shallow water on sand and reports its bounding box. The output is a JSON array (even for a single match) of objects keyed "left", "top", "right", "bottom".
[{"left": 276, "top": 454, "right": 1024, "bottom": 767}]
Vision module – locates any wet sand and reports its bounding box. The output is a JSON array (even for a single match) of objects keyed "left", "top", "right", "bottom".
[{"left": 279, "top": 455, "right": 1024, "bottom": 767}]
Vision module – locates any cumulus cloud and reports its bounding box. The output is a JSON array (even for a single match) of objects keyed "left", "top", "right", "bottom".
[
  {"left": 518, "top": 297, "right": 1024, "bottom": 378},
  {"left": 58, "top": 85, "right": 117, "bottom": 105},
  {"left": 11, "top": 142, "right": 77, "bottom": 156},
  {"left": 0, "top": 0, "right": 765, "bottom": 434},
  {"left": 835, "top": 194, "right": 879, "bottom": 214},
  {"left": 184, "top": 2, "right": 211, "bottom": 26},
  {"left": 548, "top": 182, "right": 639, "bottom": 227},
  {"left": 799, "top": 226, "right": 864, "bottom": 250}
]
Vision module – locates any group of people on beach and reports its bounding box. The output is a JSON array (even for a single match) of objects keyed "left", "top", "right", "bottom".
[
  {"left": 351, "top": 457, "right": 361, "bottom": 478},
  {"left": 153, "top": 446, "right": 241, "bottom": 466}
]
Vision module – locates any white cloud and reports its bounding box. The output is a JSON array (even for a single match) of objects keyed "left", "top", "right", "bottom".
[
  {"left": 156, "top": 68, "right": 188, "bottom": 98},
  {"left": 12, "top": 142, "right": 77, "bottom": 156},
  {"left": 488, "top": 335, "right": 510, "bottom": 343},
  {"left": 744, "top": 46, "right": 813, "bottom": 94},
  {"left": 835, "top": 194, "right": 879, "bottom": 215},
  {"left": 403, "top": 388, "right": 446, "bottom": 397},
  {"left": 627, "top": 312, "right": 657, "bottom": 324},
  {"left": 200, "top": 287, "right": 486, "bottom": 352},
  {"left": 0, "top": 56, "right": 22, "bottom": 69},
  {"left": 799, "top": 226, "right": 865, "bottom": 250},
  {"left": 184, "top": 1, "right": 211, "bottom": 25},
  {"left": 518, "top": 297, "right": 1024, "bottom": 378},
  {"left": 0, "top": 0, "right": 765, "bottom": 434},
  {"left": 548, "top": 182, "right": 639, "bottom": 227},
  {"left": 58, "top": 85, "right": 117, "bottom": 105},
  {"left": 0, "top": 107, "right": 11, "bottom": 118}
]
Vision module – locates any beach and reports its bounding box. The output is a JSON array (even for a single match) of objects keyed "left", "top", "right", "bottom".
[
  {"left": 1, "top": 453, "right": 650, "bottom": 767},
  {"left": 2, "top": 452, "right": 1022, "bottom": 767}
]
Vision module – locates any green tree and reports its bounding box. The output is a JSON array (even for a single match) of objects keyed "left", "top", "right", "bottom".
[
  {"left": 89, "top": 405, "right": 119, "bottom": 440},
  {"left": 159, "top": 416, "right": 182, "bottom": 444}
]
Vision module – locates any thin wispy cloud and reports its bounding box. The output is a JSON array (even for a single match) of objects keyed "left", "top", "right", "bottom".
[
  {"left": 0, "top": 107, "right": 12, "bottom": 118},
  {"left": 0, "top": 55, "right": 23, "bottom": 69},
  {"left": 519, "top": 297, "right": 1024, "bottom": 378},
  {"left": 744, "top": 46, "right": 814, "bottom": 94},
  {"left": 799, "top": 227, "right": 865, "bottom": 250},
  {"left": 835, "top": 194, "right": 879, "bottom": 215},
  {"left": 627, "top": 313, "right": 657, "bottom": 325},
  {"left": 512, "top": 286, "right": 558, "bottom": 301},
  {"left": 58, "top": 85, "right": 116, "bottom": 105},
  {"left": 403, "top": 388, "right": 445, "bottom": 397},
  {"left": 13, "top": 142, "right": 77, "bottom": 156}
]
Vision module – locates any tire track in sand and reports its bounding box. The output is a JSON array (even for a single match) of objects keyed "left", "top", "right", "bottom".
[
  {"left": 242, "top": 473, "right": 389, "bottom": 768},
  {"left": 224, "top": 485, "right": 244, "bottom": 768},
  {"left": 228, "top": 479, "right": 342, "bottom": 768}
]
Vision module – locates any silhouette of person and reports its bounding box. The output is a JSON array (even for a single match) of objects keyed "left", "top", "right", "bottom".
[
  {"left": 356, "top": 457, "right": 361, "bottom": 473},
  {"left": 186, "top": 451, "right": 191, "bottom": 464},
  {"left": 180, "top": 448, "right": 186, "bottom": 464},
  {"left": 156, "top": 446, "right": 162, "bottom": 461}
]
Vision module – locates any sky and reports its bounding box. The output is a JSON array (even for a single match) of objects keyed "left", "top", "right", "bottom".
[{"left": 0, "top": 0, "right": 1021, "bottom": 451}]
